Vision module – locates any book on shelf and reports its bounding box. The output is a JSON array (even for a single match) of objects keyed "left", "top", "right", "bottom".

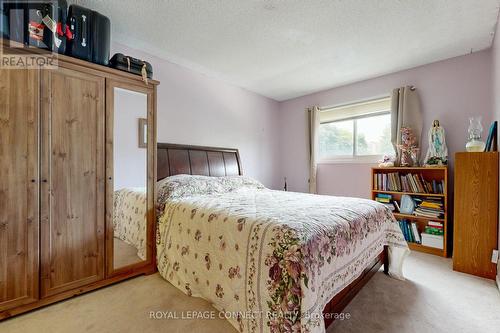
[
  {"left": 484, "top": 121, "right": 498, "bottom": 152},
  {"left": 421, "top": 233, "right": 444, "bottom": 249},
  {"left": 424, "top": 220, "right": 444, "bottom": 235},
  {"left": 397, "top": 219, "right": 421, "bottom": 244},
  {"left": 398, "top": 220, "right": 409, "bottom": 241},
  {"left": 411, "top": 222, "right": 421, "bottom": 243},
  {"left": 374, "top": 172, "right": 445, "bottom": 194},
  {"left": 375, "top": 193, "right": 396, "bottom": 211},
  {"left": 413, "top": 197, "right": 444, "bottom": 219},
  {"left": 428, "top": 221, "right": 443, "bottom": 227}
]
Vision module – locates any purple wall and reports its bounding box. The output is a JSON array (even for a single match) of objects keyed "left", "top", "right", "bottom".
[
  {"left": 494, "top": 22, "right": 500, "bottom": 123},
  {"left": 279, "top": 50, "right": 493, "bottom": 197},
  {"left": 111, "top": 43, "right": 282, "bottom": 189}
]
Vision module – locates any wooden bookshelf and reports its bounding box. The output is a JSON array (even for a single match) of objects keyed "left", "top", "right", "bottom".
[
  {"left": 393, "top": 213, "right": 445, "bottom": 222},
  {"left": 371, "top": 166, "right": 449, "bottom": 257},
  {"left": 407, "top": 242, "right": 444, "bottom": 256},
  {"left": 373, "top": 190, "right": 445, "bottom": 198}
]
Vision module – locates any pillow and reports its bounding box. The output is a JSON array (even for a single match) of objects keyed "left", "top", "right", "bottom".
[
  {"left": 156, "top": 175, "right": 223, "bottom": 212},
  {"left": 156, "top": 175, "right": 265, "bottom": 214},
  {"left": 218, "top": 175, "right": 266, "bottom": 192}
]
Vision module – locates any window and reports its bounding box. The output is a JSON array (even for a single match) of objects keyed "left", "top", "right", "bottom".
[{"left": 318, "top": 97, "right": 394, "bottom": 162}]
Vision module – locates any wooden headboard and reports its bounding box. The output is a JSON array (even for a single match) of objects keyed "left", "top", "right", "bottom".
[{"left": 157, "top": 143, "right": 243, "bottom": 181}]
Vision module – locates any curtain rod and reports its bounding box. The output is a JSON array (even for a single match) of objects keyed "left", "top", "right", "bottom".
[
  {"left": 313, "top": 86, "right": 415, "bottom": 112},
  {"left": 318, "top": 95, "right": 391, "bottom": 112}
]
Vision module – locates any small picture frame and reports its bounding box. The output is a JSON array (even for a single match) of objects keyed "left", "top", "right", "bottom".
[{"left": 138, "top": 118, "right": 147, "bottom": 148}]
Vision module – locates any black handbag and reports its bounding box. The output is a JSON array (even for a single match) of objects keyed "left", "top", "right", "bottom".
[
  {"left": 66, "top": 4, "right": 110, "bottom": 66},
  {"left": 109, "top": 53, "right": 153, "bottom": 83}
]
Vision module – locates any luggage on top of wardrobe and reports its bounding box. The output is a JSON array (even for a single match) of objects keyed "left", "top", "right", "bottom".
[
  {"left": 65, "top": 4, "right": 110, "bottom": 66},
  {"left": 1, "top": 0, "right": 69, "bottom": 53},
  {"left": 1, "top": 1, "right": 9, "bottom": 39},
  {"left": 109, "top": 53, "right": 153, "bottom": 80}
]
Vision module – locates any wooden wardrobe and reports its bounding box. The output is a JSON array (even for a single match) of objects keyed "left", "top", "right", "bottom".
[
  {"left": 453, "top": 152, "right": 499, "bottom": 279},
  {"left": 0, "top": 42, "right": 159, "bottom": 319}
]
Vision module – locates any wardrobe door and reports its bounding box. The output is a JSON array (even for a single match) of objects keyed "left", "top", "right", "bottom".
[
  {"left": 40, "top": 67, "right": 105, "bottom": 297},
  {"left": 0, "top": 68, "right": 40, "bottom": 311},
  {"left": 105, "top": 79, "right": 156, "bottom": 276}
]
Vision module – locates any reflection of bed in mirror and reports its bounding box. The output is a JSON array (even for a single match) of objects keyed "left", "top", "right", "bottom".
[
  {"left": 112, "top": 87, "right": 148, "bottom": 269},
  {"left": 113, "top": 187, "right": 147, "bottom": 267}
]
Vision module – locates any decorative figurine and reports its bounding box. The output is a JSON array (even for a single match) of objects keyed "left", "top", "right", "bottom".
[
  {"left": 397, "top": 127, "right": 419, "bottom": 167},
  {"left": 466, "top": 116, "right": 486, "bottom": 152},
  {"left": 378, "top": 155, "right": 395, "bottom": 167},
  {"left": 424, "top": 120, "right": 448, "bottom": 166}
]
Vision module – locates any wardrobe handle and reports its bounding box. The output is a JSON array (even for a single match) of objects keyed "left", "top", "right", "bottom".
[
  {"left": 31, "top": 179, "right": 36, "bottom": 183},
  {"left": 42, "top": 179, "right": 48, "bottom": 183}
]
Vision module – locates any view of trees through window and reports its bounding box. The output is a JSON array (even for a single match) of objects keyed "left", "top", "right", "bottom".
[{"left": 319, "top": 113, "right": 394, "bottom": 159}]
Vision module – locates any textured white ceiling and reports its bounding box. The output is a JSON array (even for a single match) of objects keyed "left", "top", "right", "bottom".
[{"left": 73, "top": 0, "right": 500, "bottom": 101}]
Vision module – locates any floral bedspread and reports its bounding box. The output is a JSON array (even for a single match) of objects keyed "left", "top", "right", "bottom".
[
  {"left": 156, "top": 175, "right": 408, "bottom": 333},
  {"left": 113, "top": 187, "right": 147, "bottom": 260}
]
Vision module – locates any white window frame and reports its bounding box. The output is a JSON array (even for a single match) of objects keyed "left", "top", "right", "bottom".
[{"left": 318, "top": 97, "right": 393, "bottom": 164}]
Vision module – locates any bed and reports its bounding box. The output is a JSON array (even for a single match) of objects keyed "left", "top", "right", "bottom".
[{"left": 155, "top": 143, "right": 409, "bottom": 333}]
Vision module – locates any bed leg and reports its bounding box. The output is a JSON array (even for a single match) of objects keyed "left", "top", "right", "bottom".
[{"left": 383, "top": 245, "right": 389, "bottom": 275}]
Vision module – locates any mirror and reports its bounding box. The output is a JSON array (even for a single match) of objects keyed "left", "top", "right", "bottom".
[{"left": 112, "top": 87, "right": 148, "bottom": 269}]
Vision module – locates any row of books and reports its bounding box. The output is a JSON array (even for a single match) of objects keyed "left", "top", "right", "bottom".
[
  {"left": 413, "top": 197, "right": 444, "bottom": 219},
  {"left": 424, "top": 221, "right": 444, "bottom": 235},
  {"left": 398, "top": 219, "right": 445, "bottom": 248},
  {"left": 374, "top": 172, "right": 445, "bottom": 194},
  {"left": 398, "top": 220, "right": 421, "bottom": 244},
  {"left": 375, "top": 194, "right": 445, "bottom": 219},
  {"left": 375, "top": 193, "right": 396, "bottom": 211}
]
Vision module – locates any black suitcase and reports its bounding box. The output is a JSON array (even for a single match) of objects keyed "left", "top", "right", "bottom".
[
  {"left": 0, "top": 2, "right": 8, "bottom": 39},
  {"left": 109, "top": 53, "right": 153, "bottom": 80},
  {"left": 66, "top": 4, "right": 110, "bottom": 66},
  {"left": 1, "top": 0, "right": 68, "bottom": 53}
]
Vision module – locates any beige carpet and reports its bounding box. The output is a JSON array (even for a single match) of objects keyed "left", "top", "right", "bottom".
[
  {"left": 2, "top": 252, "right": 500, "bottom": 333},
  {"left": 113, "top": 238, "right": 144, "bottom": 268},
  {"left": 328, "top": 252, "right": 500, "bottom": 333}
]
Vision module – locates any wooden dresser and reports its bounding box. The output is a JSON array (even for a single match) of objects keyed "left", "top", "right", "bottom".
[
  {"left": 0, "top": 40, "right": 159, "bottom": 319},
  {"left": 453, "top": 152, "right": 499, "bottom": 280}
]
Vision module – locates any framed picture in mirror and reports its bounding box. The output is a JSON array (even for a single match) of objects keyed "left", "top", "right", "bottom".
[{"left": 138, "top": 118, "right": 147, "bottom": 148}]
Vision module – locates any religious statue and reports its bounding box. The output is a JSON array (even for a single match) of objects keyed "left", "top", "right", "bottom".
[
  {"left": 398, "top": 127, "right": 419, "bottom": 167},
  {"left": 424, "top": 120, "right": 448, "bottom": 166}
]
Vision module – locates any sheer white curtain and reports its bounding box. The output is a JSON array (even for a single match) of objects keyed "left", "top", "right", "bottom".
[
  {"left": 308, "top": 106, "right": 320, "bottom": 194},
  {"left": 391, "top": 86, "right": 423, "bottom": 165}
]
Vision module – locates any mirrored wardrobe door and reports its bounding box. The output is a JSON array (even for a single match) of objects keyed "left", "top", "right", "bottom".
[{"left": 106, "top": 80, "right": 154, "bottom": 275}]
